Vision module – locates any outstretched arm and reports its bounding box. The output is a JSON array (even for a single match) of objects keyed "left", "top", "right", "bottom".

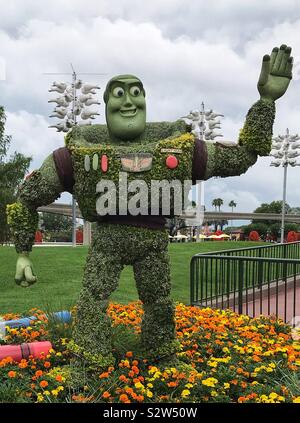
[
  {"left": 203, "top": 45, "right": 293, "bottom": 180},
  {"left": 7, "top": 154, "right": 64, "bottom": 286}
]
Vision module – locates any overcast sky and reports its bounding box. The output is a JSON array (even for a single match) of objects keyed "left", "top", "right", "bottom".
[{"left": 1, "top": 0, "right": 300, "bottom": 214}]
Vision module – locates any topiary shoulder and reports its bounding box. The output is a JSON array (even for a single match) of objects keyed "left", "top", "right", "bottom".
[{"left": 65, "top": 120, "right": 187, "bottom": 147}]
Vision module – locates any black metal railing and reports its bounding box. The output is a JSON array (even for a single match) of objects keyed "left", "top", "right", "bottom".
[{"left": 190, "top": 242, "right": 300, "bottom": 323}]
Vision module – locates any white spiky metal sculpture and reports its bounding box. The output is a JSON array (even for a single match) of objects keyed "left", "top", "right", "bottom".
[
  {"left": 48, "top": 75, "right": 101, "bottom": 132},
  {"left": 269, "top": 128, "right": 300, "bottom": 243},
  {"left": 180, "top": 102, "right": 224, "bottom": 142},
  {"left": 270, "top": 129, "right": 300, "bottom": 167}
]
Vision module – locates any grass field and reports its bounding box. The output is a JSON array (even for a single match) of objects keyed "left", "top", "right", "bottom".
[{"left": 0, "top": 241, "right": 264, "bottom": 314}]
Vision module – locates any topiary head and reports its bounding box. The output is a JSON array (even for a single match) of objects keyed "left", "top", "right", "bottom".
[{"left": 103, "top": 74, "right": 146, "bottom": 142}]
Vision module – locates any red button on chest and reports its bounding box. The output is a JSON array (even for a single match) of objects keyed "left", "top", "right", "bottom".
[
  {"left": 101, "top": 155, "right": 108, "bottom": 172},
  {"left": 166, "top": 155, "right": 178, "bottom": 169}
]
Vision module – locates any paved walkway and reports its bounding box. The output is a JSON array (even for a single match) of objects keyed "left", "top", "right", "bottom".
[{"left": 241, "top": 279, "right": 300, "bottom": 323}]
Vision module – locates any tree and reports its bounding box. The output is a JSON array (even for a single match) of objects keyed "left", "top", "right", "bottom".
[
  {"left": 229, "top": 200, "right": 237, "bottom": 212},
  {"left": 244, "top": 223, "right": 269, "bottom": 238},
  {"left": 270, "top": 222, "right": 299, "bottom": 239},
  {"left": 41, "top": 212, "right": 73, "bottom": 232},
  {"left": 0, "top": 106, "right": 31, "bottom": 243},
  {"left": 212, "top": 198, "right": 224, "bottom": 211},
  {"left": 212, "top": 198, "right": 224, "bottom": 231},
  {"left": 253, "top": 200, "right": 291, "bottom": 226}
]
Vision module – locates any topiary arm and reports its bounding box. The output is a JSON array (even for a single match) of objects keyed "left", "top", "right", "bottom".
[
  {"left": 203, "top": 98, "right": 275, "bottom": 180},
  {"left": 7, "top": 153, "right": 63, "bottom": 253},
  {"left": 203, "top": 45, "right": 293, "bottom": 181},
  {"left": 7, "top": 154, "right": 63, "bottom": 286}
]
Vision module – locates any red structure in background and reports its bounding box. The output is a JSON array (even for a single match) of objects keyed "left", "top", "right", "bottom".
[
  {"left": 249, "top": 230, "right": 260, "bottom": 241},
  {"left": 34, "top": 231, "right": 43, "bottom": 243},
  {"left": 76, "top": 229, "right": 83, "bottom": 244},
  {"left": 287, "top": 231, "right": 298, "bottom": 243}
]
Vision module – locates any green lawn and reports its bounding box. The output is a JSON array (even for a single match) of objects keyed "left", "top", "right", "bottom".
[{"left": 0, "top": 241, "right": 264, "bottom": 314}]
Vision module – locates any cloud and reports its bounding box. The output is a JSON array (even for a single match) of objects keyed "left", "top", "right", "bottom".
[{"left": 0, "top": 1, "right": 299, "bottom": 216}]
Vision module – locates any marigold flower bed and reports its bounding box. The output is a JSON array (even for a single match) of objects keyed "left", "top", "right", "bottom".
[{"left": 0, "top": 302, "right": 300, "bottom": 403}]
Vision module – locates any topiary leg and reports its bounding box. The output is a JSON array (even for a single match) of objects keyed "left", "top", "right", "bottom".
[
  {"left": 73, "top": 245, "right": 124, "bottom": 363},
  {"left": 133, "top": 250, "right": 178, "bottom": 358}
]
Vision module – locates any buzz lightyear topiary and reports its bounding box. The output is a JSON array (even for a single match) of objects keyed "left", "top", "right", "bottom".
[{"left": 7, "top": 45, "right": 293, "bottom": 366}]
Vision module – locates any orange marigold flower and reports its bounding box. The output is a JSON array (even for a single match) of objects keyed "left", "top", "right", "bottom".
[
  {"left": 43, "top": 361, "right": 51, "bottom": 368},
  {"left": 102, "top": 391, "right": 111, "bottom": 399},
  {"left": 119, "top": 394, "right": 130, "bottom": 403},
  {"left": 18, "top": 360, "right": 28, "bottom": 369},
  {"left": 55, "top": 375, "right": 63, "bottom": 383},
  {"left": 99, "top": 372, "right": 109, "bottom": 379},
  {"left": 132, "top": 366, "right": 139, "bottom": 375},
  {"left": 35, "top": 370, "right": 43, "bottom": 378},
  {"left": 136, "top": 395, "right": 144, "bottom": 402},
  {"left": 126, "top": 351, "right": 133, "bottom": 358},
  {"left": 40, "top": 380, "right": 49, "bottom": 388},
  {"left": 119, "top": 375, "right": 128, "bottom": 383},
  {"left": 128, "top": 371, "right": 135, "bottom": 378},
  {"left": 167, "top": 381, "right": 178, "bottom": 388},
  {"left": 8, "top": 371, "right": 16, "bottom": 378}
]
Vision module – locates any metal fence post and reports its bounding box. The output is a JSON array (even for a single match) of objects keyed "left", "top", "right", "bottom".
[{"left": 238, "top": 260, "right": 244, "bottom": 314}]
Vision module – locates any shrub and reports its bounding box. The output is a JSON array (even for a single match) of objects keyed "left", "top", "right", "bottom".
[{"left": 249, "top": 230, "right": 260, "bottom": 241}]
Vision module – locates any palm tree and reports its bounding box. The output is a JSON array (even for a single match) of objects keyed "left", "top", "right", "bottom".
[
  {"left": 212, "top": 198, "right": 224, "bottom": 230},
  {"left": 212, "top": 198, "right": 223, "bottom": 212},
  {"left": 229, "top": 200, "right": 237, "bottom": 213},
  {"left": 228, "top": 200, "right": 237, "bottom": 238}
]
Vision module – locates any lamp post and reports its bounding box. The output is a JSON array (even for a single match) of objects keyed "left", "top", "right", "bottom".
[
  {"left": 46, "top": 65, "right": 104, "bottom": 247},
  {"left": 181, "top": 103, "right": 224, "bottom": 241},
  {"left": 270, "top": 128, "right": 300, "bottom": 243}
]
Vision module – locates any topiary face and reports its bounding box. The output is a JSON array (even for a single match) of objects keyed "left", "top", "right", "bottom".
[{"left": 104, "top": 75, "right": 146, "bottom": 141}]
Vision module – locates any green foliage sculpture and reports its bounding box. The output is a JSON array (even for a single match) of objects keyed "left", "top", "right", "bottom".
[{"left": 7, "top": 45, "right": 293, "bottom": 367}]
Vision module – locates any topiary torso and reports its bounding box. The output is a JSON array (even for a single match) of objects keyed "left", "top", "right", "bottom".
[{"left": 67, "top": 123, "right": 195, "bottom": 221}]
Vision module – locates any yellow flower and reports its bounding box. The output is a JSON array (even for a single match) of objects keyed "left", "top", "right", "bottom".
[
  {"left": 134, "top": 382, "right": 144, "bottom": 390},
  {"left": 269, "top": 393, "right": 278, "bottom": 400},
  {"left": 211, "top": 390, "right": 218, "bottom": 397},
  {"left": 51, "top": 390, "right": 59, "bottom": 397},
  {"left": 147, "top": 383, "right": 153, "bottom": 388},
  {"left": 293, "top": 397, "right": 300, "bottom": 403},
  {"left": 185, "top": 383, "right": 193, "bottom": 389},
  {"left": 181, "top": 389, "right": 190, "bottom": 398},
  {"left": 148, "top": 366, "right": 158, "bottom": 374},
  {"left": 36, "top": 393, "right": 44, "bottom": 403},
  {"left": 146, "top": 390, "right": 153, "bottom": 398},
  {"left": 223, "top": 383, "right": 230, "bottom": 389},
  {"left": 202, "top": 378, "right": 218, "bottom": 388}
]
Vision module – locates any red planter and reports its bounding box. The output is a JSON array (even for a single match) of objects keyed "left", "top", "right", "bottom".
[{"left": 0, "top": 341, "right": 52, "bottom": 362}]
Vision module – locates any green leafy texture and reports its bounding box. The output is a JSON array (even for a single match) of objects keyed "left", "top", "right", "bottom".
[
  {"left": 204, "top": 143, "right": 257, "bottom": 179},
  {"left": 73, "top": 223, "right": 177, "bottom": 361},
  {"left": 6, "top": 202, "right": 38, "bottom": 253},
  {"left": 6, "top": 154, "right": 63, "bottom": 252},
  {"left": 204, "top": 99, "right": 275, "bottom": 179},
  {"left": 70, "top": 132, "right": 195, "bottom": 221},
  {"left": 0, "top": 106, "right": 31, "bottom": 243},
  {"left": 238, "top": 99, "right": 275, "bottom": 156}
]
